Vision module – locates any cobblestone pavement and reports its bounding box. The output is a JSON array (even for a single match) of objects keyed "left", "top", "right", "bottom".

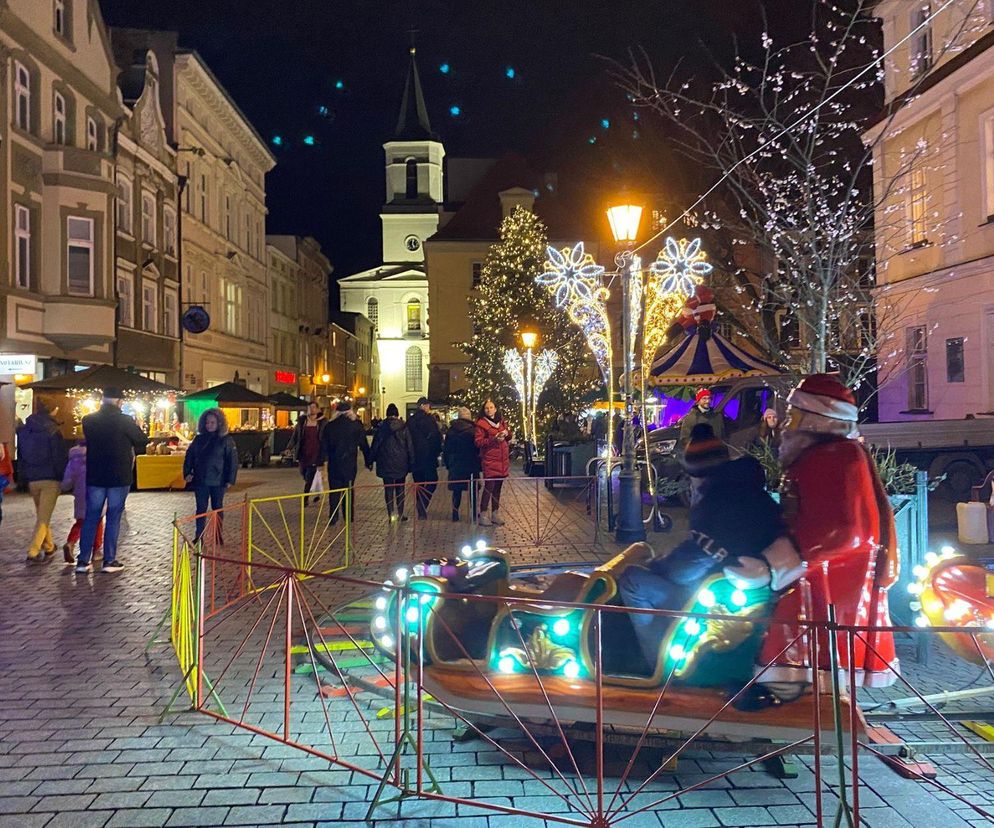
[{"left": 1, "top": 467, "right": 993, "bottom": 827}]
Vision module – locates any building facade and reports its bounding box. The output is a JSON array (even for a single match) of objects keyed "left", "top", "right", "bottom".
[
  {"left": 0, "top": 0, "right": 123, "bottom": 442},
  {"left": 868, "top": 1, "right": 994, "bottom": 421},
  {"left": 111, "top": 46, "right": 180, "bottom": 385},
  {"left": 332, "top": 310, "right": 378, "bottom": 424},
  {"left": 266, "top": 241, "right": 301, "bottom": 398},
  {"left": 338, "top": 47, "right": 439, "bottom": 416}
]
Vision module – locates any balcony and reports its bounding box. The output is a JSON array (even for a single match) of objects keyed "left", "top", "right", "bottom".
[
  {"left": 42, "top": 146, "right": 113, "bottom": 186},
  {"left": 43, "top": 296, "right": 115, "bottom": 350}
]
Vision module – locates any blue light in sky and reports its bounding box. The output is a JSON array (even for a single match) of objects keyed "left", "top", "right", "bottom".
[
  {"left": 601, "top": 118, "right": 610, "bottom": 129},
  {"left": 334, "top": 79, "right": 344, "bottom": 90},
  {"left": 439, "top": 62, "right": 450, "bottom": 74},
  {"left": 505, "top": 66, "right": 516, "bottom": 79},
  {"left": 449, "top": 105, "right": 461, "bottom": 116},
  {"left": 271, "top": 135, "right": 283, "bottom": 146},
  {"left": 588, "top": 135, "right": 597, "bottom": 145},
  {"left": 317, "top": 105, "right": 329, "bottom": 116},
  {"left": 303, "top": 135, "right": 316, "bottom": 146}
]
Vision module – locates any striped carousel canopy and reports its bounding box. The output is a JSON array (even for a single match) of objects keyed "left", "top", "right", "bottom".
[{"left": 649, "top": 330, "right": 781, "bottom": 386}]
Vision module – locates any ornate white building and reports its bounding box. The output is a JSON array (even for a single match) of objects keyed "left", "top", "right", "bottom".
[{"left": 338, "top": 46, "right": 442, "bottom": 416}]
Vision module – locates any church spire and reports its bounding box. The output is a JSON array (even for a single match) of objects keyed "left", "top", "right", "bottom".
[{"left": 394, "top": 35, "right": 436, "bottom": 141}]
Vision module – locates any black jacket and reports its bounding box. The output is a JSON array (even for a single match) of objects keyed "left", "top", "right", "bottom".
[
  {"left": 321, "top": 414, "right": 370, "bottom": 480},
  {"left": 442, "top": 418, "right": 480, "bottom": 482},
  {"left": 369, "top": 416, "right": 415, "bottom": 480},
  {"left": 183, "top": 434, "right": 238, "bottom": 487},
  {"left": 16, "top": 411, "right": 68, "bottom": 483},
  {"left": 81, "top": 404, "right": 148, "bottom": 487},
  {"left": 407, "top": 409, "right": 442, "bottom": 471}
]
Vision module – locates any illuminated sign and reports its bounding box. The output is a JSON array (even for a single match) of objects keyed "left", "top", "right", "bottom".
[
  {"left": 0, "top": 354, "right": 35, "bottom": 375},
  {"left": 274, "top": 370, "right": 297, "bottom": 385}
]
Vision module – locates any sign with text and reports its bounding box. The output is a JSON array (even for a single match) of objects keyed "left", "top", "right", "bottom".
[
  {"left": 0, "top": 354, "right": 35, "bottom": 375},
  {"left": 274, "top": 370, "right": 297, "bottom": 385}
]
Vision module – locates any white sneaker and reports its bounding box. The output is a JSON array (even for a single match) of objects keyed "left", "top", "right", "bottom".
[
  {"left": 490, "top": 512, "right": 505, "bottom": 526},
  {"left": 477, "top": 515, "right": 491, "bottom": 526}
]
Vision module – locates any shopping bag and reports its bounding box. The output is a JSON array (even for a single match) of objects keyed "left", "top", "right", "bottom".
[{"left": 309, "top": 467, "right": 324, "bottom": 493}]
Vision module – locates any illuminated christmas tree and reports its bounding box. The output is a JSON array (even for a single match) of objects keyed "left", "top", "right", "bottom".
[{"left": 460, "top": 206, "right": 594, "bottom": 441}]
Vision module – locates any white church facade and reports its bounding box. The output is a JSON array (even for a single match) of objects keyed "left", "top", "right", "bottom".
[{"left": 338, "top": 46, "right": 443, "bottom": 416}]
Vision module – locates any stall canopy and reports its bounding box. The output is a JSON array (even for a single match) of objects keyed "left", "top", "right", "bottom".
[
  {"left": 649, "top": 330, "right": 781, "bottom": 386},
  {"left": 21, "top": 364, "right": 177, "bottom": 394},
  {"left": 182, "top": 382, "right": 270, "bottom": 405},
  {"left": 267, "top": 392, "right": 309, "bottom": 408}
]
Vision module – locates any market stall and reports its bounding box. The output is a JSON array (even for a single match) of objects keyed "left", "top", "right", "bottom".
[
  {"left": 181, "top": 382, "right": 274, "bottom": 467},
  {"left": 267, "top": 391, "right": 308, "bottom": 461}
]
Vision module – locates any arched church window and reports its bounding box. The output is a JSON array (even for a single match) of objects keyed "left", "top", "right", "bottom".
[
  {"left": 406, "top": 298, "right": 421, "bottom": 333},
  {"left": 405, "top": 159, "right": 418, "bottom": 199},
  {"left": 405, "top": 347, "right": 423, "bottom": 392},
  {"left": 366, "top": 298, "right": 378, "bottom": 329}
]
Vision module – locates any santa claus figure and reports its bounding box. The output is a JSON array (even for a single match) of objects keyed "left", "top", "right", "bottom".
[{"left": 735, "top": 374, "right": 900, "bottom": 708}]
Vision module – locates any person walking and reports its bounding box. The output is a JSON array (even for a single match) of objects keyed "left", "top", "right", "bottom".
[
  {"left": 183, "top": 408, "right": 238, "bottom": 543},
  {"left": 368, "top": 403, "right": 414, "bottom": 522},
  {"left": 443, "top": 406, "right": 480, "bottom": 522},
  {"left": 320, "top": 401, "right": 370, "bottom": 524},
  {"left": 475, "top": 399, "right": 511, "bottom": 526},
  {"left": 74, "top": 387, "right": 148, "bottom": 574},
  {"left": 61, "top": 440, "right": 104, "bottom": 564},
  {"left": 408, "top": 397, "right": 442, "bottom": 519},
  {"left": 17, "top": 403, "right": 68, "bottom": 563},
  {"left": 287, "top": 401, "right": 326, "bottom": 503},
  {"left": 0, "top": 441, "right": 15, "bottom": 532}
]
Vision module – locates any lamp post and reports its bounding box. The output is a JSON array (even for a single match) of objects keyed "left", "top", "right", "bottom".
[
  {"left": 606, "top": 201, "right": 646, "bottom": 543},
  {"left": 520, "top": 330, "right": 538, "bottom": 447}
]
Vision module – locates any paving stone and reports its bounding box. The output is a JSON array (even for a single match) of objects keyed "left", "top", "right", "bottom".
[
  {"left": 105, "top": 809, "right": 176, "bottom": 828},
  {"left": 224, "top": 804, "right": 288, "bottom": 824},
  {"left": 145, "top": 789, "right": 207, "bottom": 808},
  {"left": 202, "top": 788, "right": 262, "bottom": 806},
  {"left": 165, "top": 806, "right": 230, "bottom": 827}
]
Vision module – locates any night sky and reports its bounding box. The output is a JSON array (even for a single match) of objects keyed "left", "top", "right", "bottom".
[{"left": 98, "top": 0, "right": 796, "bottom": 281}]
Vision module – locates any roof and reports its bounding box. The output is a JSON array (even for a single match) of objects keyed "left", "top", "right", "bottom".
[
  {"left": 428, "top": 154, "right": 592, "bottom": 242},
  {"left": 394, "top": 47, "right": 437, "bottom": 141},
  {"left": 22, "top": 364, "right": 177, "bottom": 395},
  {"left": 182, "top": 382, "right": 272, "bottom": 405},
  {"left": 338, "top": 263, "right": 427, "bottom": 284},
  {"left": 267, "top": 392, "right": 309, "bottom": 408}
]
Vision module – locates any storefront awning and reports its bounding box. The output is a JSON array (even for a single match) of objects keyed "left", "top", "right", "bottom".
[{"left": 21, "top": 364, "right": 178, "bottom": 394}]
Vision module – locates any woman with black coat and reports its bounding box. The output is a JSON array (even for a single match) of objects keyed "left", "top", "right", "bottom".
[
  {"left": 183, "top": 407, "right": 239, "bottom": 541},
  {"left": 368, "top": 403, "right": 415, "bottom": 522},
  {"left": 443, "top": 406, "right": 481, "bottom": 522}
]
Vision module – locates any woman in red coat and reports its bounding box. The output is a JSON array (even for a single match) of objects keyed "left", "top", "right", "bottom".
[{"left": 475, "top": 399, "right": 511, "bottom": 526}]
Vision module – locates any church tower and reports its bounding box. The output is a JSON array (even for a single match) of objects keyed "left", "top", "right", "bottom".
[{"left": 381, "top": 45, "right": 445, "bottom": 265}]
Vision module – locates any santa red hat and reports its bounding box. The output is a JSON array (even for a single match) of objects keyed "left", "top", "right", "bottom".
[
  {"left": 787, "top": 374, "right": 859, "bottom": 436},
  {"left": 695, "top": 388, "right": 711, "bottom": 403}
]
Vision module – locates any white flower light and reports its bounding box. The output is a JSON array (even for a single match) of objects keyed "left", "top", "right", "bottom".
[
  {"left": 669, "top": 644, "right": 687, "bottom": 660},
  {"left": 684, "top": 619, "right": 702, "bottom": 635},
  {"left": 698, "top": 589, "right": 716, "bottom": 608},
  {"left": 498, "top": 656, "right": 516, "bottom": 674},
  {"left": 563, "top": 660, "right": 581, "bottom": 679},
  {"left": 649, "top": 237, "right": 713, "bottom": 296},
  {"left": 731, "top": 590, "right": 747, "bottom": 607},
  {"left": 552, "top": 619, "right": 570, "bottom": 637},
  {"left": 537, "top": 242, "right": 605, "bottom": 309}
]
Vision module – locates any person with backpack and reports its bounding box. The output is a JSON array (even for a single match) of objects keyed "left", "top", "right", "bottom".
[
  {"left": 320, "top": 401, "right": 370, "bottom": 524},
  {"left": 407, "top": 397, "right": 443, "bottom": 519},
  {"left": 61, "top": 440, "right": 104, "bottom": 564},
  {"left": 443, "top": 406, "right": 480, "bottom": 522},
  {"left": 368, "top": 403, "right": 414, "bottom": 522},
  {"left": 183, "top": 407, "right": 239, "bottom": 542}
]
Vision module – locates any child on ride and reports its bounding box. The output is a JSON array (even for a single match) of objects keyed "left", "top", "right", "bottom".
[{"left": 618, "top": 424, "right": 801, "bottom": 668}]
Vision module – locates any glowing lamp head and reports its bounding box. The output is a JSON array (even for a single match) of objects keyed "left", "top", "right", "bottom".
[
  {"left": 394, "top": 568, "right": 409, "bottom": 583},
  {"left": 320, "top": 373, "right": 331, "bottom": 384},
  {"left": 461, "top": 544, "right": 472, "bottom": 557},
  {"left": 520, "top": 330, "right": 539, "bottom": 349},
  {"left": 563, "top": 660, "right": 581, "bottom": 679},
  {"left": 669, "top": 644, "right": 686, "bottom": 660},
  {"left": 941, "top": 545, "right": 956, "bottom": 557},
  {"left": 698, "top": 589, "right": 716, "bottom": 609},
  {"left": 475, "top": 540, "right": 487, "bottom": 551},
  {"left": 606, "top": 202, "right": 643, "bottom": 245},
  {"left": 498, "top": 656, "right": 516, "bottom": 674},
  {"left": 405, "top": 606, "right": 420, "bottom": 624},
  {"left": 358, "top": 387, "right": 366, "bottom": 395},
  {"left": 374, "top": 616, "right": 387, "bottom": 631},
  {"left": 374, "top": 596, "right": 387, "bottom": 611},
  {"left": 731, "top": 590, "right": 747, "bottom": 608},
  {"left": 684, "top": 619, "right": 701, "bottom": 635},
  {"left": 552, "top": 619, "right": 570, "bottom": 637},
  {"left": 380, "top": 634, "right": 394, "bottom": 649}
]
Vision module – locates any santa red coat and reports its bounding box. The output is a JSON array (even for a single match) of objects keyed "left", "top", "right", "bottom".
[
  {"left": 759, "top": 436, "right": 900, "bottom": 688},
  {"left": 474, "top": 417, "right": 511, "bottom": 479}
]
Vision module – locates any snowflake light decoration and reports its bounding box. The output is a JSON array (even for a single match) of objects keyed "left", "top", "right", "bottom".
[
  {"left": 537, "top": 242, "right": 606, "bottom": 309},
  {"left": 649, "top": 237, "right": 713, "bottom": 296}
]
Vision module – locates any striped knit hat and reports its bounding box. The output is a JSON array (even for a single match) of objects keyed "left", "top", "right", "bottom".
[{"left": 681, "top": 423, "right": 729, "bottom": 476}]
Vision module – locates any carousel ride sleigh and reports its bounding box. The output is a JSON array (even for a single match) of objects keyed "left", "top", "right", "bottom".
[{"left": 363, "top": 542, "right": 871, "bottom": 746}]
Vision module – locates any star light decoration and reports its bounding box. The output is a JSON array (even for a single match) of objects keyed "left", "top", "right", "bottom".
[
  {"left": 537, "top": 242, "right": 611, "bottom": 384},
  {"left": 503, "top": 348, "right": 527, "bottom": 436},
  {"left": 533, "top": 349, "right": 559, "bottom": 401}
]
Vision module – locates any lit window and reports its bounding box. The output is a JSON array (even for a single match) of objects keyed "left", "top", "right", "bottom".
[
  {"left": 405, "top": 347, "right": 423, "bottom": 392},
  {"left": 911, "top": 4, "right": 933, "bottom": 79},
  {"left": 117, "top": 269, "right": 134, "bottom": 328},
  {"left": 163, "top": 207, "right": 176, "bottom": 255},
  {"left": 225, "top": 281, "right": 239, "bottom": 334},
  {"left": 66, "top": 216, "right": 93, "bottom": 296},
  {"left": 86, "top": 116, "right": 97, "bottom": 151},
  {"left": 907, "top": 326, "right": 928, "bottom": 410},
  {"left": 14, "top": 62, "right": 30, "bottom": 131},
  {"left": 406, "top": 298, "right": 421, "bottom": 332},
  {"left": 908, "top": 167, "right": 928, "bottom": 246},
  {"left": 116, "top": 175, "right": 132, "bottom": 234},
  {"left": 142, "top": 280, "right": 158, "bottom": 333},
  {"left": 366, "top": 297, "right": 378, "bottom": 328},
  {"left": 142, "top": 191, "right": 156, "bottom": 245},
  {"left": 164, "top": 289, "right": 178, "bottom": 337},
  {"left": 53, "top": 90, "right": 66, "bottom": 145},
  {"left": 54, "top": 0, "right": 66, "bottom": 36},
  {"left": 14, "top": 204, "right": 30, "bottom": 289}
]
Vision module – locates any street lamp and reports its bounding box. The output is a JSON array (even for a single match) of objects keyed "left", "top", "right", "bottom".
[
  {"left": 520, "top": 330, "right": 538, "bottom": 448},
  {"left": 607, "top": 199, "right": 646, "bottom": 543},
  {"left": 320, "top": 373, "right": 331, "bottom": 385}
]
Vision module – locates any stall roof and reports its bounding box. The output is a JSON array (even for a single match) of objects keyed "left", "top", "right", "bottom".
[
  {"left": 182, "top": 382, "right": 272, "bottom": 405},
  {"left": 267, "top": 392, "right": 309, "bottom": 408},
  {"left": 22, "top": 364, "right": 178, "bottom": 394}
]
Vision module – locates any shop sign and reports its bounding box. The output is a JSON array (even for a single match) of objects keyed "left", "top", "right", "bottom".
[
  {"left": 0, "top": 354, "right": 35, "bottom": 375},
  {"left": 274, "top": 370, "right": 297, "bottom": 385}
]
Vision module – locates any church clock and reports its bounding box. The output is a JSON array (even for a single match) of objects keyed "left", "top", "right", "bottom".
[{"left": 405, "top": 234, "right": 421, "bottom": 252}]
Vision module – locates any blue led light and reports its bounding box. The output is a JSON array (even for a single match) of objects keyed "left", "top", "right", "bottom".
[
  {"left": 449, "top": 105, "right": 461, "bottom": 116},
  {"left": 317, "top": 105, "right": 329, "bottom": 116},
  {"left": 303, "top": 135, "right": 316, "bottom": 146},
  {"left": 439, "top": 62, "right": 450, "bottom": 74},
  {"left": 334, "top": 79, "right": 344, "bottom": 90},
  {"left": 271, "top": 135, "right": 283, "bottom": 146},
  {"left": 588, "top": 136, "right": 597, "bottom": 145},
  {"left": 505, "top": 66, "right": 516, "bottom": 79},
  {"left": 601, "top": 118, "right": 610, "bottom": 129}
]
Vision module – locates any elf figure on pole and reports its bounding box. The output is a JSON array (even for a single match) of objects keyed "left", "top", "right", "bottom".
[{"left": 731, "top": 374, "right": 900, "bottom": 708}]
